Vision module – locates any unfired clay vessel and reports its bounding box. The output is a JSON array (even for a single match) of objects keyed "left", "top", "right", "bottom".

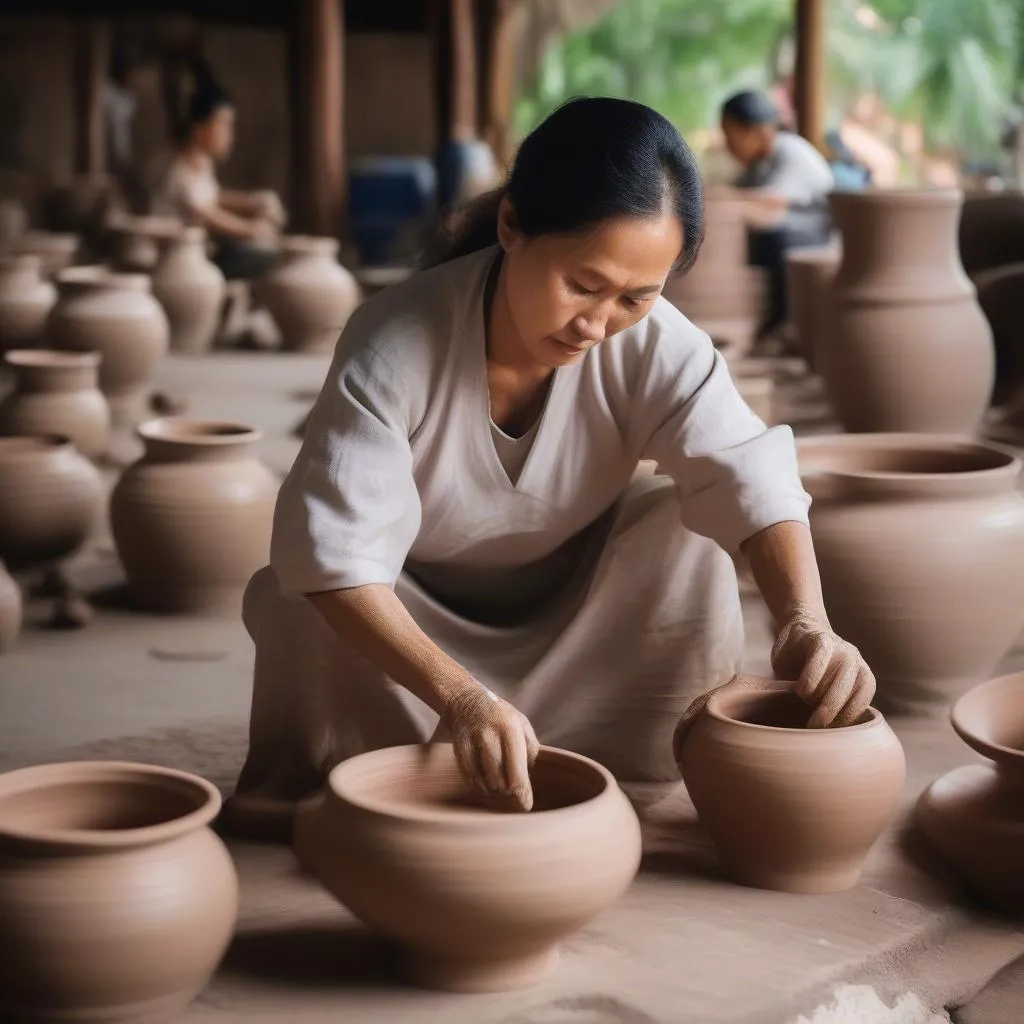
[
  {"left": 11, "top": 231, "right": 79, "bottom": 279},
  {"left": 0, "top": 559, "right": 21, "bottom": 653},
  {"left": 799, "top": 434, "right": 1024, "bottom": 714},
  {"left": 677, "top": 683, "right": 905, "bottom": 893},
  {"left": 152, "top": 227, "right": 225, "bottom": 354},
  {"left": 109, "top": 214, "right": 183, "bottom": 272},
  {"left": 46, "top": 266, "right": 170, "bottom": 427},
  {"left": 0, "top": 436, "right": 103, "bottom": 571},
  {"left": 0, "top": 760, "right": 238, "bottom": 1022},
  {"left": 785, "top": 243, "right": 840, "bottom": 370},
  {"left": 258, "top": 236, "right": 361, "bottom": 353},
  {"left": 295, "top": 743, "right": 642, "bottom": 992},
  {"left": 824, "top": 189, "right": 994, "bottom": 432},
  {"left": 0, "top": 350, "right": 111, "bottom": 459},
  {"left": 0, "top": 255, "right": 57, "bottom": 353},
  {"left": 110, "top": 419, "right": 278, "bottom": 613},
  {"left": 917, "top": 673, "right": 1024, "bottom": 915}
]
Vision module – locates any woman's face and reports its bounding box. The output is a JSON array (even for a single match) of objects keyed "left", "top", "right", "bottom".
[{"left": 497, "top": 199, "right": 685, "bottom": 369}]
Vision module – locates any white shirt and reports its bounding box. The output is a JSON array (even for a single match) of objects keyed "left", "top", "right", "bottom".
[{"left": 151, "top": 153, "right": 220, "bottom": 225}]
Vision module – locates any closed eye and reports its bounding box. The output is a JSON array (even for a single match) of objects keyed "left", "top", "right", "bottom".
[{"left": 569, "top": 279, "right": 600, "bottom": 297}]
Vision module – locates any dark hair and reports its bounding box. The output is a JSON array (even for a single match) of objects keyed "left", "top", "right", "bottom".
[
  {"left": 721, "top": 90, "right": 779, "bottom": 127},
  {"left": 186, "top": 82, "right": 232, "bottom": 130},
  {"left": 425, "top": 97, "right": 705, "bottom": 273}
]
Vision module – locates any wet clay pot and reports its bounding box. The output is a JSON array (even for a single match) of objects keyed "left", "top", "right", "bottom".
[
  {"left": 152, "top": 227, "right": 225, "bottom": 354},
  {"left": 0, "top": 436, "right": 104, "bottom": 571},
  {"left": 917, "top": 673, "right": 1024, "bottom": 915},
  {"left": 258, "top": 236, "right": 361, "bottom": 353},
  {"left": 47, "top": 267, "right": 169, "bottom": 427},
  {"left": 677, "top": 683, "right": 905, "bottom": 893},
  {"left": 295, "top": 743, "right": 642, "bottom": 992},
  {"left": 0, "top": 255, "right": 57, "bottom": 353},
  {"left": 824, "top": 189, "right": 994, "bottom": 432},
  {"left": 110, "top": 419, "right": 278, "bottom": 613},
  {"left": 799, "top": 434, "right": 1024, "bottom": 715},
  {"left": 0, "top": 559, "right": 21, "bottom": 653},
  {"left": 11, "top": 231, "right": 80, "bottom": 280},
  {"left": 785, "top": 243, "right": 840, "bottom": 370},
  {"left": 0, "top": 350, "right": 111, "bottom": 459},
  {"left": 0, "top": 761, "right": 238, "bottom": 1022}
]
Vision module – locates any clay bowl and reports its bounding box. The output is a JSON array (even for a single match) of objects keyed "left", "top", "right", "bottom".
[
  {"left": 0, "top": 760, "right": 238, "bottom": 1022},
  {"left": 295, "top": 743, "right": 642, "bottom": 993}
]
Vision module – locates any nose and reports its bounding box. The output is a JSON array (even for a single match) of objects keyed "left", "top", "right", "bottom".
[{"left": 571, "top": 312, "right": 607, "bottom": 344}]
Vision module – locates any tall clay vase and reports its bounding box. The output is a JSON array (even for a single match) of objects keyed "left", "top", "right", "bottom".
[
  {"left": 0, "top": 436, "right": 104, "bottom": 572},
  {"left": 0, "top": 255, "right": 57, "bottom": 353},
  {"left": 0, "top": 761, "right": 238, "bottom": 1022},
  {"left": 0, "top": 560, "right": 21, "bottom": 653},
  {"left": 799, "top": 434, "right": 1024, "bottom": 715},
  {"left": 823, "top": 189, "right": 994, "bottom": 432},
  {"left": 785, "top": 243, "right": 840, "bottom": 370},
  {"left": 676, "top": 682, "right": 906, "bottom": 893},
  {"left": 46, "top": 266, "right": 170, "bottom": 427},
  {"left": 296, "top": 744, "right": 642, "bottom": 992},
  {"left": 258, "top": 236, "right": 361, "bottom": 353},
  {"left": 0, "top": 350, "right": 111, "bottom": 459},
  {"left": 109, "top": 214, "right": 183, "bottom": 272},
  {"left": 917, "top": 673, "right": 1024, "bottom": 915},
  {"left": 152, "top": 227, "right": 225, "bottom": 354},
  {"left": 110, "top": 419, "right": 279, "bottom": 613}
]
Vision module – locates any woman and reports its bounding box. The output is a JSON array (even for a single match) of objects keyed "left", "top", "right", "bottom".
[{"left": 226, "top": 98, "right": 873, "bottom": 827}]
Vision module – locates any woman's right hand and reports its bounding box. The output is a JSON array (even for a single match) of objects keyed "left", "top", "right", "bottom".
[{"left": 443, "top": 683, "right": 540, "bottom": 812}]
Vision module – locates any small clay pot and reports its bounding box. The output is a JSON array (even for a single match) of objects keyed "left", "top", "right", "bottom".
[
  {"left": 0, "top": 435, "right": 104, "bottom": 571},
  {"left": 152, "top": 227, "right": 225, "bottom": 354},
  {"left": 297, "top": 743, "right": 642, "bottom": 992},
  {"left": 0, "top": 350, "right": 111, "bottom": 459},
  {"left": 0, "top": 760, "right": 238, "bottom": 1022},
  {"left": 110, "top": 418, "right": 279, "bottom": 613},
  {"left": 0, "top": 559, "right": 21, "bottom": 653},
  {"left": 917, "top": 672, "right": 1024, "bottom": 915},
  {"left": 677, "top": 684, "right": 905, "bottom": 893},
  {"left": 0, "top": 254, "right": 57, "bottom": 353},
  {"left": 11, "top": 231, "right": 80, "bottom": 279},
  {"left": 785, "top": 243, "right": 840, "bottom": 370},
  {"left": 258, "top": 235, "right": 361, "bottom": 353}
]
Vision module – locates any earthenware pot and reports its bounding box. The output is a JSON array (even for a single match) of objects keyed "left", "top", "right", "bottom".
[
  {"left": 10, "top": 231, "right": 79, "bottom": 279},
  {"left": 785, "top": 243, "right": 840, "bottom": 370},
  {"left": 0, "top": 255, "right": 57, "bottom": 353},
  {"left": 917, "top": 673, "right": 1024, "bottom": 915},
  {"left": 0, "top": 435, "right": 104, "bottom": 571},
  {"left": 0, "top": 559, "right": 21, "bottom": 653},
  {"left": 677, "top": 683, "right": 905, "bottom": 893},
  {"left": 0, "top": 761, "right": 238, "bottom": 1022},
  {"left": 296, "top": 743, "right": 642, "bottom": 992},
  {"left": 798, "top": 434, "right": 1024, "bottom": 715},
  {"left": 0, "top": 350, "right": 110, "bottom": 459},
  {"left": 824, "top": 189, "right": 994, "bottom": 432},
  {"left": 109, "top": 214, "right": 182, "bottom": 272},
  {"left": 110, "top": 418, "right": 278, "bottom": 613},
  {"left": 151, "top": 227, "right": 225, "bottom": 355},
  {"left": 258, "top": 236, "right": 360, "bottom": 353},
  {"left": 47, "top": 266, "right": 169, "bottom": 427}
]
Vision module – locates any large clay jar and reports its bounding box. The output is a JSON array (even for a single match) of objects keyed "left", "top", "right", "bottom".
[
  {"left": 0, "top": 255, "right": 57, "bottom": 353},
  {"left": 0, "top": 761, "right": 238, "bottom": 1022},
  {"left": 47, "top": 266, "right": 170, "bottom": 427},
  {"left": 785, "top": 243, "right": 840, "bottom": 370},
  {"left": 11, "top": 231, "right": 79, "bottom": 280},
  {"left": 0, "top": 559, "right": 21, "bottom": 653},
  {"left": 0, "top": 436, "right": 104, "bottom": 571},
  {"left": 296, "top": 743, "right": 642, "bottom": 992},
  {"left": 917, "top": 673, "right": 1024, "bottom": 915},
  {"left": 799, "top": 434, "right": 1024, "bottom": 715},
  {"left": 152, "top": 227, "right": 225, "bottom": 354},
  {"left": 258, "top": 236, "right": 361, "bottom": 353},
  {"left": 110, "top": 418, "right": 278, "bottom": 613},
  {"left": 0, "top": 350, "right": 111, "bottom": 459},
  {"left": 824, "top": 189, "right": 994, "bottom": 432},
  {"left": 677, "top": 683, "right": 905, "bottom": 893}
]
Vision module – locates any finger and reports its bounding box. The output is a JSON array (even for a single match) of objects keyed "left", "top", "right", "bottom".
[
  {"left": 521, "top": 715, "right": 541, "bottom": 765},
  {"left": 501, "top": 726, "right": 534, "bottom": 812},
  {"left": 477, "top": 730, "right": 506, "bottom": 794},
  {"left": 808, "top": 658, "right": 859, "bottom": 728},
  {"left": 795, "top": 634, "right": 834, "bottom": 703},
  {"left": 454, "top": 734, "right": 486, "bottom": 792},
  {"left": 832, "top": 670, "right": 876, "bottom": 728}
]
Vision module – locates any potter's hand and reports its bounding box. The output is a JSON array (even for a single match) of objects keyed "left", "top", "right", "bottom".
[
  {"left": 254, "top": 191, "right": 287, "bottom": 227},
  {"left": 443, "top": 683, "right": 540, "bottom": 812},
  {"left": 771, "top": 614, "right": 875, "bottom": 728}
]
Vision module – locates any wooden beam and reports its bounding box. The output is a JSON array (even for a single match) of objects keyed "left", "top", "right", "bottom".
[
  {"left": 450, "top": 0, "right": 478, "bottom": 141},
  {"left": 794, "top": 0, "right": 826, "bottom": 151},
  {"left": 482, "top": 0, "right": 524, "bottom": 165},
  {"left": 74, "top": 19, "right": 110, "bottom": 178}
]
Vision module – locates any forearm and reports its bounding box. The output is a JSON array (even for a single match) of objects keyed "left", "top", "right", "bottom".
[
  {"left": 219, "top": 190, "right": 261, "bottom": 216},
  {"left": 194, "top": 202, "right": 257, "bottom": 240}
]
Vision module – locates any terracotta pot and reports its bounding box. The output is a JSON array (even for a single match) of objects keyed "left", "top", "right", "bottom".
[
  {"left": 0, "top": 760, "right": 238, "bottom": 1022},
  {"left": 47, "top": 266, "right": 169, "bottom": 427},
  {"left": 109, "top": 214, "right": 183, "bottom": 272},
  {"left": 152, "top": 227, "right": 225, "bottom": 354},
  {"left": 917, "top": 673, "right": 1024, "bottom": 915},
  {"left": 0, "top": 559, "right": 21, "bottom": 653},
  {"left": 11, "top": 231, "right": 80, "bottom": 279},
  {"left": 0, "top": 435, "right": 103, "bottom": 571},
  {"left": 110, "top": 418, "right": 278, "bottom": 613},
  {"left": 0, "top": 350, "right": 111, "bottom": 459},
  {"left": 799, "top": 434, "right": 1024, "bottom": 715},
  {"left": 258, "top": 236, "right": 361, "bottom": 353},
  {"left": 677, "top": 684, "right": 905, "bottom": 893},
  {"left": 785, "top": 243, "right": 840, "bottom": 370},
  {"left": 296, "top": 743, "right": 642, "bottom": 992},
  {"left": 0, "top": 255, "right": 57, "bottom": 353},
  {"left": 823, "top": 189, "right": 994, "bottom": 432}
]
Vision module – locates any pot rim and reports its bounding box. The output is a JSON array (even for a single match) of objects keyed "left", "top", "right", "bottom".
[
  {"left": 951, "top": 672, "right": 1024, "bottom": 768},
  {"left": 4, "top": 348, "right": 101, "bottom": 370},
  {"left": 0, "top": 760, "right": 221, "bottom": 849},
  {"left": 829, "top": 187, "right": 962, "bottom": 206},
  {"left": 280, "top": 234, "right": 340, "bottom": 256},
  {"left": 0, "top": 434, "right": 75, "bottom": 457},
  {"left": 136, "top": 417, "right": 263, "bottom": 446},
  {"left": 705, "top": 687, "right": 885, "bottom": 735},
  {"left": 0, "top": 252, "right": 43, "bottom": 273},
  {"left": 14, "top": 230, "right": 79, "bottom": 252}
]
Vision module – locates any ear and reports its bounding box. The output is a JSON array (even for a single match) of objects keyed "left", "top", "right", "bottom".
[{"left": 496, "top": 194, "right": 523, "bottom": 252}]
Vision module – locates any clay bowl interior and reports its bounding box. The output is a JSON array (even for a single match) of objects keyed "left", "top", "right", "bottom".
[
  {"left": 797, "top": 434, "right": 1016, "bottom": 478},
  {"left": 707, "top": 687, "right": 876, "bottom": 732},
  {"left": 952, "top": 673, "right": 1024, "bottom": 775}
]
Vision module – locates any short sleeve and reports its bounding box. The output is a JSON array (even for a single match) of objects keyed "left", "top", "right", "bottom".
[{"left": 759, "top": 136, "right": 834, "bottom": 205}]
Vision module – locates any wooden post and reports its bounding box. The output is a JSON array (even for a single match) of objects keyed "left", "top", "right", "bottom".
[
  {"left": 794, "top": 0, "right": 826, "bottom": 151},
  {"left": 482, "top": 0, "right": 524, "bottom": 165},
  {"left": 74, "top": 19, "right": 110, "bottom": 178}
]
